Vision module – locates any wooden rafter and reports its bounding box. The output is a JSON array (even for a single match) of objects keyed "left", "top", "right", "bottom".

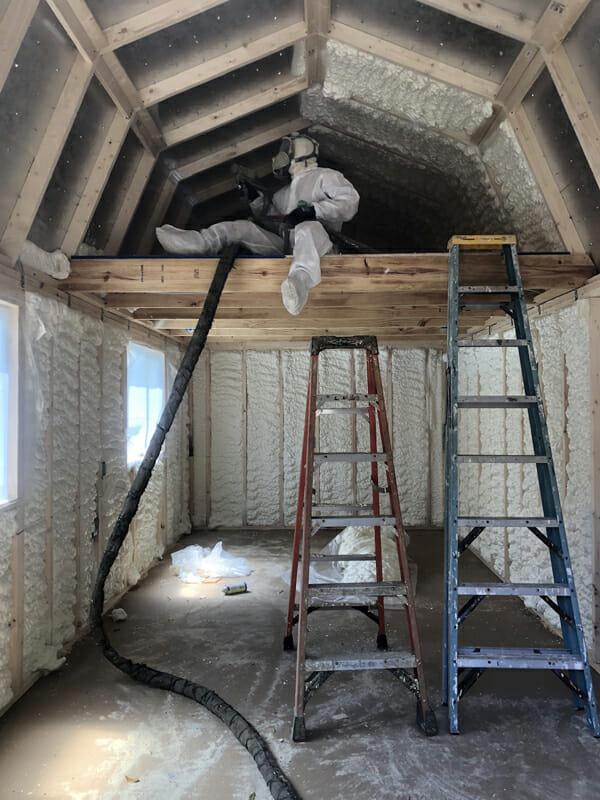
[
  {"left": 510, "top": 106, "right": 585, "bottom": 253},
  {"left": 305, "top": 0, "right": 330, "bottom": 85},
  {"left": 138, "top": 21, "right": 307, "bottom": 108},
  {"left": 162, "top": 76, "right": 308, "bottom": 147},
  {"left": 413, "top": 0, "right": 537, "bottom": 42},
  {"left": 544, "top": 45, "right": 600, "bottom": 189},
  {"left": 61, "top": 111, "right": 130, "bottom": 256},
  {"left": 0, "top": 0, "right": 39, "bottom": 93},
  {"left": 137, "top": 178, "right": 179, "bottom": 255},
  {"left": 45, "top": 0, "right": 163, "bottom": 154},
  {"left": 329, "top": 20, "right": 499, "bottom": 99},
  {"left": 105, "top": 150, "right": 155, "bottom": 254},
  {"left": 0, "top": 55, "right": 93, "bottom": 264},
  {"left": 175, "top": 115, "right": 309, "bottom": 180},
  {"left": 101, "top": 0, "right": 228, "bottom": 53}
]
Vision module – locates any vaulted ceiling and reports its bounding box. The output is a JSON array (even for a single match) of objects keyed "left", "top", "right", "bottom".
[{"left": 0, "top": 1, "right": 598, "bottom": 344}]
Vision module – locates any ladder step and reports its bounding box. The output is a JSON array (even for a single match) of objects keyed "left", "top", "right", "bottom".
[
  {"left": 306, "top": 650, "right": 417, "bottom": 672},
  {"left": 317, "top": 407, "right": 370, "bottom": 416},
  {"left": 308, "top": 581, "right": 406, "bottom": 600},
  {"left": 459, "top": 285, "right": 520, "bottom": 294},
  {"left": 456, "top": 454, "right": 549, "bottom": 464},
  {"left": 314, "top": 452, "right": 387, "bottom": 463},
  {"left": 457, "top": 582, "right": 571, "bottom": 596},
  {"left": 459, "top": 302, "right": 513, "bottom": 311},
  {"left": 312, "top": 515, "right": 397, "bottom": 527},
  {"left": 312, "top": 504, "right": 374, "bottom": 515},
  {"left": 317, "top": 393, "right": 378, "bottom": 406},
  {"left": 458, "top": 339, "right": 528, "bottom": 348},
  {"left": 457, "top": 647, "right": 584, "bottom": 670},
  {"left": 457, "top": 395, "right": 537, "bottom": 408},
  {"left": 311, "top": 553, "right": 377, "bottom": 562},
  {"left": 457, "top": 516, "right": 559, "bottom": 527}
]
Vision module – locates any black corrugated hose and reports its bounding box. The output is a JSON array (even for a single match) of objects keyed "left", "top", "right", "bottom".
[{"left": 89, "top": 245, "right": 299, "bottom": 800}]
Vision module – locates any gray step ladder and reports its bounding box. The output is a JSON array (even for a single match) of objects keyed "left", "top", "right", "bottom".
[
  {"left": 443, "top": 234, "right": 599, "bottom": 735},
  {"left": 284, "top": 335, "right": 437, "bottom": 741}
]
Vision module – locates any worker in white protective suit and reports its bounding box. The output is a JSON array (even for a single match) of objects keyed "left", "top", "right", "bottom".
[{"left": 155, "top": 133, "right": 360, "bottom": 315}]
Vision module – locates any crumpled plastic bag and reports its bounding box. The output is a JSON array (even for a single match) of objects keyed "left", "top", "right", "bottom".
[{"left": 171, "top": 541, "right": 252, "bottom": 583}]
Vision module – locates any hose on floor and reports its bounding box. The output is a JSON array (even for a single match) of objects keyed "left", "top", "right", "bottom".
[{"left": 90, "top": 245, "right": 299, "bottom": 800}]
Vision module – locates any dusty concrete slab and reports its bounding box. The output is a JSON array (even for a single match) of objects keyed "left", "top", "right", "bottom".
[{"left": 0, "top": 528, "right": 598, "bottom": 799}]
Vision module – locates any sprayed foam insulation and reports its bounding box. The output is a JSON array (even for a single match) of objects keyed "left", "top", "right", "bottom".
[
  {"left": 246, "top": 351, "right": 282, "bottom": 526},
  {"left": 0, "top": 505, "right": 18, "bottom": 708},
  {"left": 299, "top": 42, "right": 562, "bottom": 252},
  {"left": 191, "top": 353, "right": 210, "bottom": 527},
  {"left": 209, "top": 351, "right": 244, "bottom": 527},
  {"left": 458, "top": 300, "right": 596, "bottom": 645},
  {"left": 0, "top": 290, "right": 190, "bottom": 712},
  {"left": 199, "top": 346, "right": 444, "bottom": 529}
]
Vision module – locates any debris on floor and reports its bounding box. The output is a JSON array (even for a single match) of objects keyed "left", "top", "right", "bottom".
[{"left": 171, "top": 541, "right": 252, "bottom": 583}]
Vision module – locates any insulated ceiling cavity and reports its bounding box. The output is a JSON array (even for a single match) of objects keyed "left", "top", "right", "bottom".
[
  {"left": 331, "top": 0, "right": 522, "bottom": 84},
  {"left": 85, "top": 131, "right": 146, "bottom": 252},
  {"left": 114, "top": 0, "right": 305, "bottom": 103},
  {"left": 0, "top": 4, "right": 77, "bottom": 239},
  {"left": 121, "top": 161, "right": 172, "bottom": 254},
  {"left": 563, "top": 1, "right": 600, "bottom": 124},
  {"left": 29, "top": 79, "right": 117, "bottom": 253}
]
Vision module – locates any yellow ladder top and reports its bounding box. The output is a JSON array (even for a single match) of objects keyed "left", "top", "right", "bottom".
[{"left": 448, "top": 234, "right": 517, "bottom": 250}]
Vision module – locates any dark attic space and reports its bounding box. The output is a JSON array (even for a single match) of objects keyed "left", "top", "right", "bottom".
[{"left": 0, "top": 1, "right": 600, "bottom": 799}]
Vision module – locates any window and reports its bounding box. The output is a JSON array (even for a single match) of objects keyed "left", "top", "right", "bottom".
[
  {"left": 126, "top": 342, "right": 165, "bottom": 467},
  {"left": 0, "top": 302, "right": 18, "bottom": 504}
]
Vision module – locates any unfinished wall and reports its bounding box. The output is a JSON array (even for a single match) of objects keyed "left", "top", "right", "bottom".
[
  {"left": 457, "top": 298, "right": 597, "bottom": 648},
  {"left": 192, "top": 345, "right": 444, "bottom": 530},
  {"left": 0, "top": 288, "right": 190, "bottom": 714}
]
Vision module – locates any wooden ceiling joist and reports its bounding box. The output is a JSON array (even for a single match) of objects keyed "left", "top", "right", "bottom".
[
  {"left": 0, "top": 0, "right": 39, "bottom": 93},
  {"left": 413, "top": 0, "right": 537, "bottom": 42}
]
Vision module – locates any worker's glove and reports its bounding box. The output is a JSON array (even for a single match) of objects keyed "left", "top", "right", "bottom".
[
  {"left": 284, "top": 205, "right": 316, "bottom": 227},
  {"left": 238, "top": 180, "right": 260, "bottom": 202}
]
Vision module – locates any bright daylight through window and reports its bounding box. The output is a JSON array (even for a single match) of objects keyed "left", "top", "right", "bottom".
[
  {"left": 127, "top": 342, "right": 165, "bottom": 467},
  {"left": 0, "top": 302, "right": 18, "bottom": 505}
]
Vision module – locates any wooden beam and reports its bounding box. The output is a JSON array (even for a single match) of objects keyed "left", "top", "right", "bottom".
[
  {"left": 105, "top": 150, "right": 155, "bottom": 254},
  {"left": 532, "top": 0, "right": 591, "bottom": 49},
  {"left": 175, "top": 115, "right": 309, "bottom": 180},
  {"left": 64, "top": 252, "right": 595, "bottom": 293},
  {"left": 101, "top": 0, "right": 228, "bottom": 52},
  {"left": 61, "top": 111, "right": 130, "bottom": 256},
  {"left": 137, "top": 178, "right": 179, "bottom": 255},
  {"left": 163, "top": 75, "right": 308, "bottom": 147},
  {"left": 510, "top": 106, "right": 586, "bottom": 253},
  {"left": 412, "top": 0, "right": 536, "bottom": 42},
  {"left": 45, "top": 0, "right": 163, "bottom": 155},
  {"left": 0, "top": 0, "right": 39, "bottom": 94},
  {"left": 138, "top": 20, "right": 307, "bottom": 107},
  {"left": 305, "top": 0, "right": 330, "bottom": 84},
  {"left": 544, "top": 45, "right": 600, "bottom": 189},
  {"left": 0, "top": 55, "right": 93, "bottom": 265},
  {"left": 329, "top": 20, "right": 499, "bottom": 99}
]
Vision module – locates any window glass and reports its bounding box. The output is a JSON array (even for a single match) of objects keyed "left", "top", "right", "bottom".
[
  {"left": 127, "top": 342, "right": 165, "bottom": 467},
  {"left": 0, "top": 302, "right": 18, "bottom": 504}
]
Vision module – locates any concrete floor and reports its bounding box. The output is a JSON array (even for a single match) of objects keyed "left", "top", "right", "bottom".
[{"left": 0, "top": 528, "right": 599, "bottom": 800}]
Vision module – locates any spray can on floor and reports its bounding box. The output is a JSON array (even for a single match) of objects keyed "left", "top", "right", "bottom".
[{"left": 222, "top": 582, "right": 248, "bottom": 595}]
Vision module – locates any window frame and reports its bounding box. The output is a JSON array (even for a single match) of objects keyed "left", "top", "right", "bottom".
[
  {"left": 0, "top": 296, "right": 20, "bottom": 507},
  {"left": 125, "top": 339, "right": 166, "bottom": 468}
]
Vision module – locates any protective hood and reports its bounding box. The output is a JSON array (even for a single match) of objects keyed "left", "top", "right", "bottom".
[{"left": 272, "top": 132, "right": 319, "bottom": 178}]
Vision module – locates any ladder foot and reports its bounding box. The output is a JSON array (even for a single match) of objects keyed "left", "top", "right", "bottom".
[
  {"left": 416, "top": 703, "right": 438, "bottom": 736},
  {"left": 377, "top": 632, "right": 388, "bottom": 650},
  {"left": 292, "top": 715, "right": 307, "bottom": 742},
  {"left": 283, "top": 634, "right": 295, "bottom": 651}
]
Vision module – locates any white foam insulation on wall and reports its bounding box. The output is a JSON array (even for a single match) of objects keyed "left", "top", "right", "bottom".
[
  {"left": 194, "top": 346, "right": 444, "bottom": 530},
  {"left": 0, "top": 292, "right": 190, "bottom": 713},
  {"left": 457, "top": 299, "right": 596, "bottom": 645}
]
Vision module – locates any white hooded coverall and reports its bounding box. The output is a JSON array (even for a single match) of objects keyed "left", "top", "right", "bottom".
[{"left": 156, "top": 164, "right": 360, "bottom": 312}]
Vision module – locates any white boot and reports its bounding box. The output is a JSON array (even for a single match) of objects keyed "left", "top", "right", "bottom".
[
  {"left": 156, "top": 224, "right": 210, "bottom": 254},
  {"left": 281, "top": 268, "right": 312, "bottom": 315}
]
